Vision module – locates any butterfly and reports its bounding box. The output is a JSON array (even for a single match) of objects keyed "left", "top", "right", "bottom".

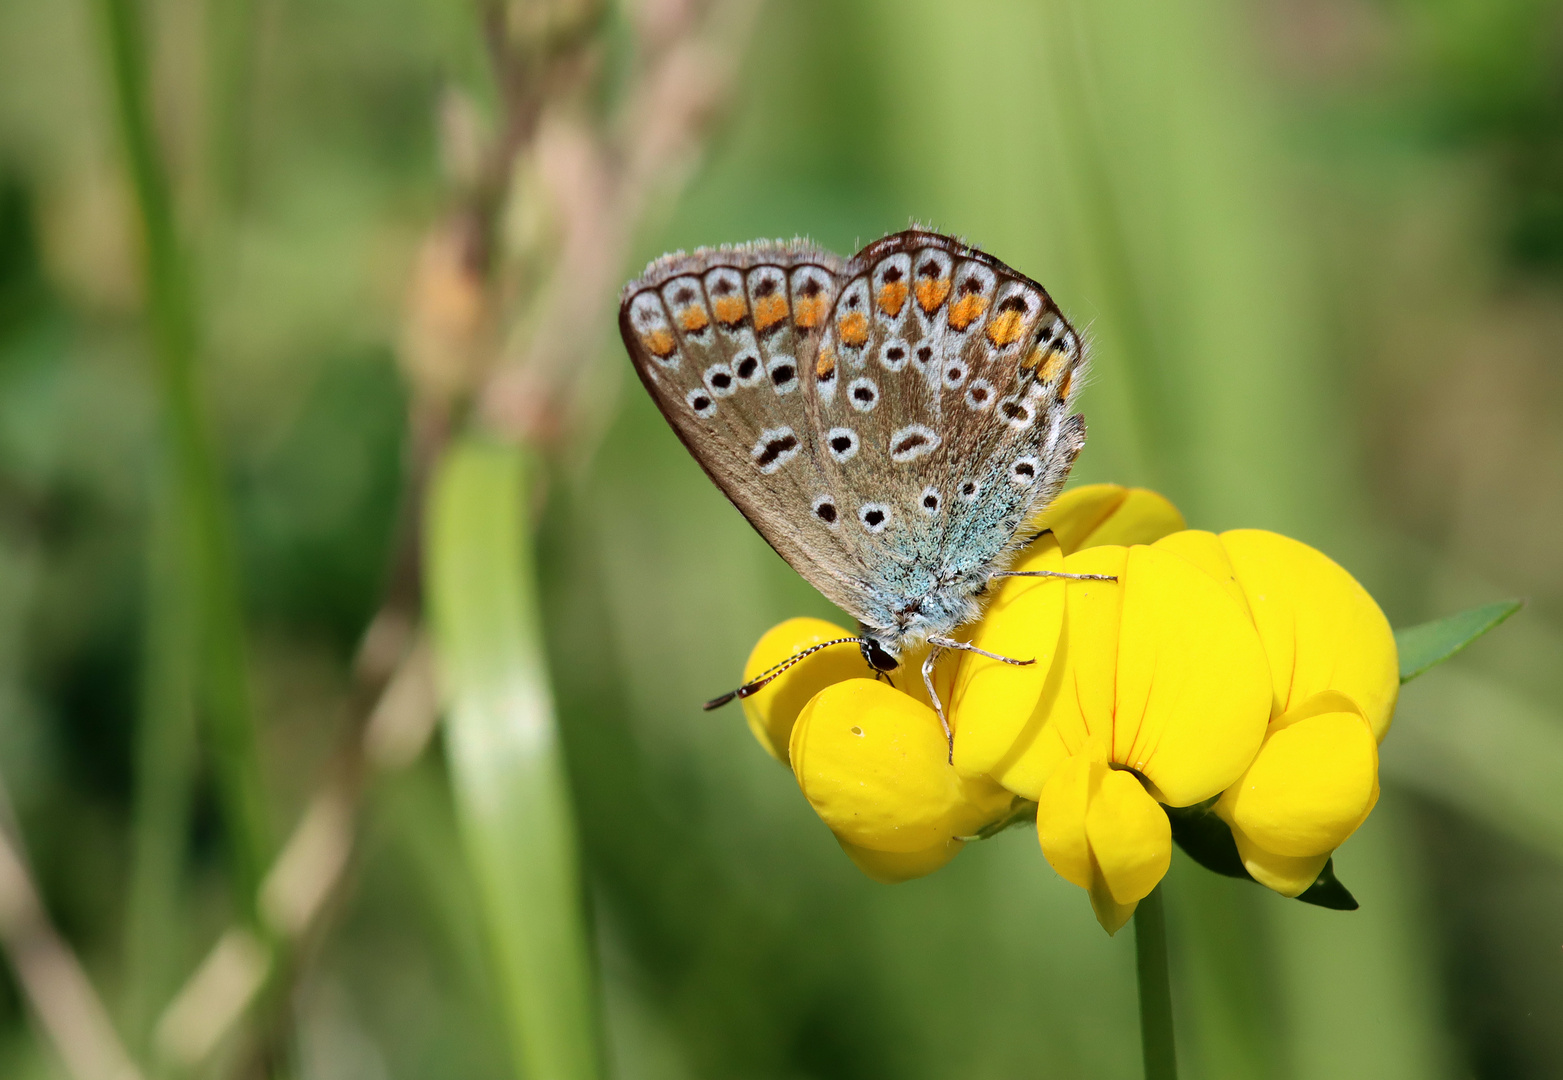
[{"left": 618, "top": 227, "right": 1103, "bottom": 738}]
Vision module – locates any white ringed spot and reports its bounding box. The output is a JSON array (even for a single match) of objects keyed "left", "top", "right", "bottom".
[
  {"left": 703, "top": 362, "right": 737, "bottom": 398},
  {"left": 1010, "top": 455, "right": 1041, "bottom": 488},
  {"left": 751, "top": 427, "right": 800, "bottom": 474},
  {"left": 767, "top": 355, "right": 799, "bottom": 395},
  {"left": 858, "top": 503, "right": 891, "bottom": 534},
  {"left": 848, "top": 377, "right": 879, "bottom": 412},
  {"left": 826, "top": 427, "right": 859, "bottom": 463},
  {"left": 888, "top": 424, "right": 941, "bottom": 464},
  {"left": 998, "top": 396, "right": 1035, "bottom": 430}
]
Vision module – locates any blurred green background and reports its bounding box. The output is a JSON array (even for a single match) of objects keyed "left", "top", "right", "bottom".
[{"left": 0, "top": 0, "right": 1560, "bottom": 1077}]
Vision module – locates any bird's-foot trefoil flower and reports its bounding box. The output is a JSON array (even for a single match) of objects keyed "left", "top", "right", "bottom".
[{"left": 730, "top": 483, "right": 1498, "bottom": 934}]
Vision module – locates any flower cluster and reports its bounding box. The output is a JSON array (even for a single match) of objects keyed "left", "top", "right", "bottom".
[{"left": 740, "top": 484, "right": 1399, "bottom": 933}]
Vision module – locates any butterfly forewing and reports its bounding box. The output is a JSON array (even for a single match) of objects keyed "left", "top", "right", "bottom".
[
  {"left": 620, "top": 242, "right": 875, "bottom": 617},
  {"left": 620, "top": 228, "right": 1088, "bottom": 649}
]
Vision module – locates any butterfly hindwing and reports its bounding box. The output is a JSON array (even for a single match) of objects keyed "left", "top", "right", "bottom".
[{"left": 806, "top": 229, "right": 1087, "bottom": 634}]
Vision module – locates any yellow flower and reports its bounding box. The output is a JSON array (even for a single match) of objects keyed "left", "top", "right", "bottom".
[
  {"left": 731, "top": 484, "right": 1399, "bottom": 930},
  {"left": 1156, "top": 529, "right": 1397, "bottom": 895},
  {"left": 961, "top": 539, "right": 1272, "bottom": 931}
]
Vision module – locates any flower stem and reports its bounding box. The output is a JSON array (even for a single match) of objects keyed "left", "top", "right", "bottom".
[{"left": 1134, "top": 885, "right": 1179, "bottom": 1080}]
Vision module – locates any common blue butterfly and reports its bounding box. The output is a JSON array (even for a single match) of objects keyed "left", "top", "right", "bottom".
[{"left": 619, "top": 228, "right": 1100, "bottom": 736}]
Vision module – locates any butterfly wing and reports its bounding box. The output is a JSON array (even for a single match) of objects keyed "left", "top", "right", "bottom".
[
  {"left": 619, "top": 241, "right": 875, "bottom": 618},
  {"left": 806, "top": 229, "right": 1087, "bottom": 637}
]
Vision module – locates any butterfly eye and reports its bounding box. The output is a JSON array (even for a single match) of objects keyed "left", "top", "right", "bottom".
[
  {"left": 959, "top": 480, "right": 981, "bottom": 502},
  {"left": 686, "top": 388, "right": 716, "bottom": 418},
  {"left": 919, "top": 487, "right": 941, "bottom": 515},
  {"left": 965, "top": 379, "right": 994, "bottom": 410},
  {"left": 942, "top": 359, "right": 968, "bottom": 389},
  {"left": 858, "top": 503, "right": 891, "bottom": 533},
  {"left": 812, "top": 495, "right": 839, "bottom": 527}
]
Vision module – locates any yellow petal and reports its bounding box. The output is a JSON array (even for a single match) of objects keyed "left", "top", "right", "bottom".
[
  {"left": 1027, "top": 484, "right": 1129, "bottom": 553},
  {"left": 837, "top": 836, "right": 964, "bottom": 884},
  {"left": 950, "top": 773, "right": 1027, "bottom": 838},
  {"left": 1227, "top": 818, "right": 1332, "bottom": 897},
  {"left": 1151, "top": 530, "right": 1250, "bottom": 615},
  {"left": 1078, "top": 487, "right": 1187, "bottom": 550},
  {"left": 741, "top": 617, "right": 866, "bottom": 762},
  {"left": 1085, "top": 769, "right": 1172, "bottom": 904},
  {"left": 1220, "top": 691, "right": 1379, "bottom": 858},
  {"left": 789, "top": 679, "right": 969, "bottom": 853},
  {"left": 1113, "top": 545, "right": 1272, "bottom": 806},
  {"left": 986, "top": 546, "right": 1129, "bottom": 798},
  {"left": 951, "top": 532, "right": 1067, "bottom": 776},
  {"left": 1036, "top": 753, "right": 1100, "bottom": 889},
  {"left": 1027, "top": 484, "right": 1186, "bottom": 553},
  {"left": 1220, "top": 530, "right": 1399, "bottom": 741}
]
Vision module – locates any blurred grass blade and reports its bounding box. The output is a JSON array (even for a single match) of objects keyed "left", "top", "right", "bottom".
[
  {"left": 426, "top": 438, "right": 603, "bottom": 1080},
  {"left": 98, "top": 0, "right": 271, "bottom": 913},
  {"left": 123, "top": 463, "right": 199, "bottom": 1053},
  {"left": 1395, "top": 600, "right": 1523, "bottom": 683}
]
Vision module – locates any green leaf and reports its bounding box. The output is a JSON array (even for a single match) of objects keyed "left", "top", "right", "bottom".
[
  {"left": 1294, "top": 859, "right": 1357, "bottom": 911},
  {"left": 963, "top": 798, "right": 1039, "bottom": 841},
  {"left": 1166, "top": 800, "right": 1249, "bottom": 880},
  {"left": 1395, "top": 600, "right": 1523, "bottom": 683}
]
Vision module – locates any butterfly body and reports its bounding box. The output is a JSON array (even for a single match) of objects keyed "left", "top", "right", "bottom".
[{"left": 619, "top": 228, "right": 1086, "bottom": 668}]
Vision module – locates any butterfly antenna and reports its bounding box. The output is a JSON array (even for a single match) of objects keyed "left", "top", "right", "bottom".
[{"left": 702, "top": 637, "right": 866, "bottom": 711}]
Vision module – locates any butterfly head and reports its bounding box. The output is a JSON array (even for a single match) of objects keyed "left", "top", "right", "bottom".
[{"left": 858, "top": 635, "right": 900, "bottom": 674}]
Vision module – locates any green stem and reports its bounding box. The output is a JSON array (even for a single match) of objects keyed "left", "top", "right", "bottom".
[
  {"left": 99, "top": 0, "right": 271, "bottom": 917},
  {"left": 426, "top": 438, "right": 603, "bottom": 1080},
  {"left": 1135, "top": 885, "right": 1179, "bottom": 1080}
]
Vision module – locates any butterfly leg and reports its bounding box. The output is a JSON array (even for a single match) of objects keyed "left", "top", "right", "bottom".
[
  {"left": 923, "top": 636, "right": 1038, "bottom": 760},
  {"left": 920, "top": 645, "right": 953, "bottom": 756},
  {"left": 990, "top": 570, "right": 1117, "bottom": 582}
]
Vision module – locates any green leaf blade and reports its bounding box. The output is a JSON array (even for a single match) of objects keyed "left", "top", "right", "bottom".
[{"left": 1395, "top": 600, "right": 1523, "bottom": 683}]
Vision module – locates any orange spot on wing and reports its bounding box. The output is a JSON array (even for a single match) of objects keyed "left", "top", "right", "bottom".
[
  {"left": 986, "top": 310, "right": 1024, "bottom": 346},
  {"left": 794, "top": 295, "right": 828, "bottom": 329},
  {"left": 877, "top": 281, "right": 909, "bottom": 317},
  {"left": 753, "top": 294, "right": 788, "bottom": 331},
  {"left": 838, "top": 311, "right": 869, "bottom": 347},
  {"left": 914, "top": 278, "right": 951, "bottom": 313},
  {"left": 679, "top": 306, "right": 709, "bottom": 332},
  {"left": 1057, "top": 370, "right": 1074, "bottom": 401},
  {"left": 712, "top": 296, "right": 747, "bottom": 326},
  {"left": 1038, "top": 349, "right": 1068, "bottom": 382},
  {"left": 948, "top": 294, "right": 990, "bottom": 331},
  {"left": 816, "top": 347, "right": 837, "bottom": 380},
  {"left": 642, "top": 329, "right": 676, "bottom": 357}
]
